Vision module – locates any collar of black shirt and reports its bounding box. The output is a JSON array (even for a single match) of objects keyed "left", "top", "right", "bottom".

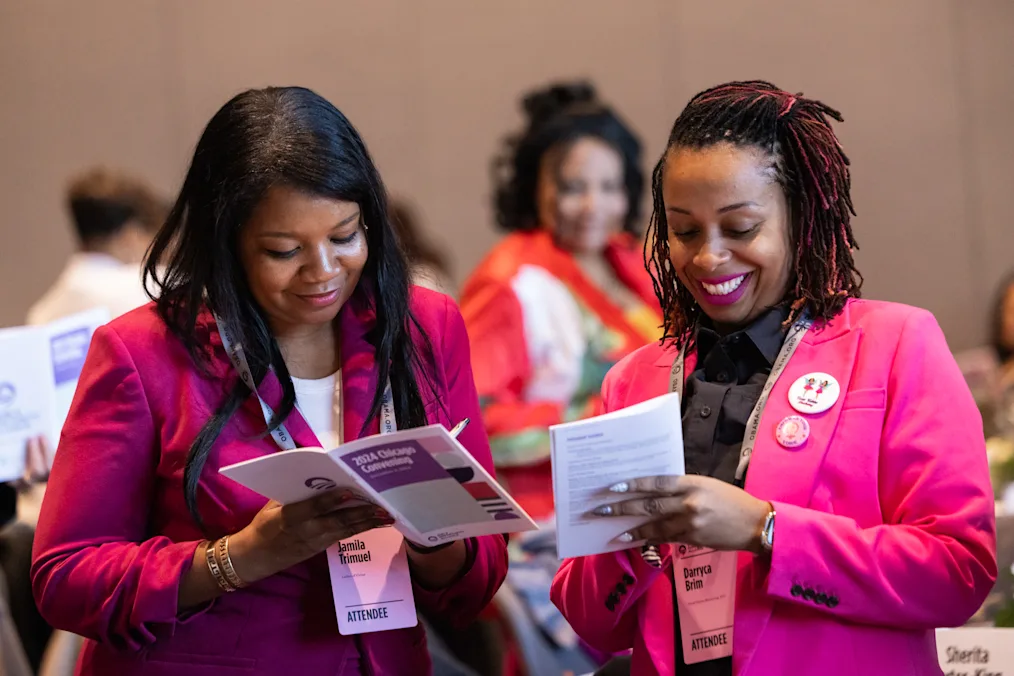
[{"left": 696, "top": 303, "right": 792, "bottom": 367}]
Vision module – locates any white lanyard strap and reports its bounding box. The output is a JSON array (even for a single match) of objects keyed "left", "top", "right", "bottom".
[
  {"left": 215, "top": 317, "right": 396, "bottom": 450},
  {"left": 669, "top": 314, "right": 810, "bottom": 482}
]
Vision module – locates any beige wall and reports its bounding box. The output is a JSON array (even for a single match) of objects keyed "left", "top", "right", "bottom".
[{"left": 1, "top": 0, "right": 1011, "bottom": 350}]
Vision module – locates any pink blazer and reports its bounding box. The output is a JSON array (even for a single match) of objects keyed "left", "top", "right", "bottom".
[
  {"left": 551, "top": 299, "right": 996, "bottom": 675},
  {"left": 31, "top": 287, "right": 508, "bottom": 675}
]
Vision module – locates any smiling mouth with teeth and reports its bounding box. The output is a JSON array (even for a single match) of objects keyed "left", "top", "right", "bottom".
[{"left": 701, "top": 274, "right": 747, "bottom": 296}]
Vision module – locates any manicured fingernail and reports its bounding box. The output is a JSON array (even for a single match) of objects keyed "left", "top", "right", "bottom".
[
  {"left": 592, "top": 504, "right": 614, "bottom": 516},
  {"left": 616, "top": 532, "right": 634, "bottom": 543},
  {"left": 609, "top": 482, "right": 630, "bottom": 493}
]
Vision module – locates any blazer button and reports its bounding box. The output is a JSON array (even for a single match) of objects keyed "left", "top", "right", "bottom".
[
  {"left": 701, "top": 405, "right": 712, "bottom": 418},
  {"left": 623, "top": 574, "right": 635, "bottom": 586},
  {"left": 791, "top": 584, "right": 803, "bottom": 597},
  {"left": 615, "top": 582, "right": 627, "bottom": 595},
  {"left": 815, "top": 593, "right": 828, "bottom": 606},
  {"left": 606, "top": 599, "right": 616, "bottom": 612},
  {"left": 802, "top": 588, "right": 815, "bottom": 601},
  {"left": 826, "top": 596, "right": 839, "bottom": 608}
]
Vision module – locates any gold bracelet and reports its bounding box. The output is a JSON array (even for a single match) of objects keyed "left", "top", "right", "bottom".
[
  {"left": 205, "top": 539, "right": 236, "bottom": 593},
  {"left": 215, "top": 536, "right": 246, "bottom": 590}
]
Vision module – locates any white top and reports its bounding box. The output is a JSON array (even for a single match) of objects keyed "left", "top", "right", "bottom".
[
  {"left": 27, "top": 252, "right": 151, "bottom": 325},
  {"left": 292, "top": 372, "right": 341, "bottom": 449}
]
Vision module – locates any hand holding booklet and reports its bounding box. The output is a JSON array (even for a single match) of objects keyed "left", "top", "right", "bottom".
[
  {"left": 220, "top": 423, "right": 537, "bottom": 547},
  {"left": 554, "top": 392, "right": 739, "bottom": 665},
  {"left": 222, "top": 422, "right": 537, "bottom": 635},
  {"left": 0, "top": 308, "right": 110, "bottom": 482},
  {"left": 550, "top": 391, "right": 685, "bottom": 559}
]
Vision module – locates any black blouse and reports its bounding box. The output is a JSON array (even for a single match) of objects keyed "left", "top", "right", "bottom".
[{"left": 672, "top": 305, "right": 789, "bottom": 675}]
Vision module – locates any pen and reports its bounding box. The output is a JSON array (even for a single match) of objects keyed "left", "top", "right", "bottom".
[{"left": 449, "top": 418, "right": 470, "bottom": 439}]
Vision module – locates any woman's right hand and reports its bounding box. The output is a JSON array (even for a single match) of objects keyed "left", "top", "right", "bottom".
[{"left": 228, "top": 489, "right": 394, "bottom": 583}]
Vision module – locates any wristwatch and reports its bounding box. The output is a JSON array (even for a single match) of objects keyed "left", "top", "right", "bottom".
[{"left": 760, "top": 508, "right": 776, "bottom": 553}]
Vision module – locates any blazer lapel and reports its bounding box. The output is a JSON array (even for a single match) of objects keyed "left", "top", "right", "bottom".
[
  {"left": 256, "top": 370, "right": 320, "bottom": 449},
  {"left": 244, "top": 293, "right": 384, "bottom": 450},
  {"left": 743, "top": 306, "right": 859, "bottom": 506},
  {"left": 202, "top": 310, "right": 321, "bottom": 449},
  {"left": 650, "top": 341, "right": 697, "bottom": 395},
  {"left": 649, "top": 311, "right": 858, "bottom": 507}
]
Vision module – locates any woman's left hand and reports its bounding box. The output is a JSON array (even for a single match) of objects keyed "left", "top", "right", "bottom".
[
  {"left": 593, "top": 475, "right": 772, "bottom": 553},
  {"left": 14, "top": 434, "right": 53, "bottom": 490},
  {"left": 25, "top": 434, "right": 52, "bottom": 482}
]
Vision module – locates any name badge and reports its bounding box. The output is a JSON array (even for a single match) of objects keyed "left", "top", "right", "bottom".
[
  {"left": 326, "top": 526, "right": 417, "bottom": 635},
  {"left": 674, "top": 544, "right": 736, "bottom": 664},
  {"left": 936, "top": 627, "right": 1014, "bottom": 675}
]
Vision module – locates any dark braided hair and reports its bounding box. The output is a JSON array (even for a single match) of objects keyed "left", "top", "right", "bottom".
[
  {"left": 646, "top": 80, "right": 862, "bottom": 348},
  {"left": 492, "top": 81, "right": 644, "bottom": 234}
]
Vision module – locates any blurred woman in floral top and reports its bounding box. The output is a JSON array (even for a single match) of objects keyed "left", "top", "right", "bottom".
[
  {"left": 992, "top": 273, "right": 1014, "bottom": 438},
  {"left": 460, "top": 81, "right": 660, "bottom": 519}
]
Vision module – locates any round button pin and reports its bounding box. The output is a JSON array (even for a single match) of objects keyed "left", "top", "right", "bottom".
[
  {"left": 775, "top": 415, "right": 810, "bottom": 448},
  {"left": 787, "top": 372, "right": 840, "bottom": 415}
]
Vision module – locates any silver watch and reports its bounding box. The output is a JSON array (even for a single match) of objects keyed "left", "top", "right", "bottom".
[{"left": 760, "top": 509, "right": 776, "bottom": 553}]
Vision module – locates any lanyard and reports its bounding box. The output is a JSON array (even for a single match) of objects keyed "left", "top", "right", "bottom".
[
  {"left": 215, "top": 317, "right": 396, "bottom": 449},
  {"left": 669, "top": 313, "right": 810, "bottom": 482}
]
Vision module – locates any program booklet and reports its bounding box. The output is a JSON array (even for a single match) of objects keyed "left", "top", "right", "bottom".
[
  {"left": 220, "top": 423, "right": 538, "bottom": 547},
  {"left": 0, "top": 308, "right": 110, "bottom": 482},
  {"left": 550, "top": 392, "right": 685, "bottom": 559}
]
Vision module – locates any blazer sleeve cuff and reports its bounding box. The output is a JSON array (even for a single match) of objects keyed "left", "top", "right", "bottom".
[{"left": 764, "top": 501, "right": 842, "bottom": 611}]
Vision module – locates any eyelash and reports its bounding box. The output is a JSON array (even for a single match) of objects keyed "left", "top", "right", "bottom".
[
  {"left": 671, "top": 224, "right": 761, "bottom": 241},
  {"left": 265, "top": 232, "right": 359, "bottom": 259}
]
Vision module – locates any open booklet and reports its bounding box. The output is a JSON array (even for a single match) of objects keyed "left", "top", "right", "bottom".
[
  {"left": 550, "top": 391, "right": 685, "bottom": 559},
  {"left": 221, "top": 423, "right": 538, "bottom": 547},
  {"left": 0, "top": 308, "right": 111, "bottom": 482}
]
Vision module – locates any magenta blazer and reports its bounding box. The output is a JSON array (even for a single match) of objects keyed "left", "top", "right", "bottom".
[
  {"left": 31, "top": 287, "right": 508, "bottom": 675},
  {"left": 552, "top": 299, "right": 997, "bottom": 675}
]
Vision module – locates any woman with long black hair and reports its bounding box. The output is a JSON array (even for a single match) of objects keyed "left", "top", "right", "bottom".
[{"left": 31, "top": 86, "right": 507, "bottom": 675}]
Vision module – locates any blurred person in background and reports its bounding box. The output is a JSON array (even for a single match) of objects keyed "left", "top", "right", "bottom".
[
  {"left": 461, "top": 81, "right": 659, "bottom": 519},
  {"left": 390, "top": 198, "right": 456, "bottom": 297},
  {"left": 982, "top": 272, "right": 1014, "bottom": 523},
  {"left": 992, "top": 272, "right": 1014, "bottom": 435},
  {"left": 458, "top": 81, "right": 660, "bottom": 675},
  {"left": 26, "top": 167, "right": 166, "bottom": 326},
  {"left": 0, "top": 445, "right": 51, "bottom": 673},
  {"left": 2, "top": 169, "right": 167, "bottom": 673},
  {"left": 979, "top": 271, "right": 1014, "bottom": 631},
  {"left": 956, "top": 272, "right": 1014, "bottom": 508},
  {"left": 955, "top": 272, "right": 1014, "bottom": 442},
  {"left": 30, "top": 86, "right": 506, "bottom": 675}
]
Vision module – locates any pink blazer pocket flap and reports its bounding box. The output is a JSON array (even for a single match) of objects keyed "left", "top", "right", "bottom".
[{"left": 841, "top": 387, "right": 886, "bottom": 410}]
